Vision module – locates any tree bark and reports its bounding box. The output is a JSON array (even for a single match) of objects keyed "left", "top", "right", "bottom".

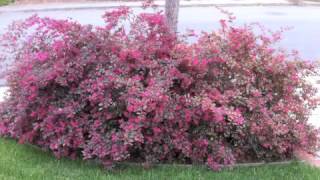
[
  {"left": 165, "top": 0, "right": 180, "bottom": 33},
  {"left": 288, "top": 0, "right": 303, "bottom": 5}
]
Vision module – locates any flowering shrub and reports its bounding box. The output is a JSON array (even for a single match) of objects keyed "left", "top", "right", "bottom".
[{"left": 0, "top": 7, "right": 319, "bottom": 171}]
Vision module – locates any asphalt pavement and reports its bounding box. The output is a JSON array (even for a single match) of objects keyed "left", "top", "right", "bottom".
[{"left": 1, "top": 6, "right": 320, "bottom": 60}]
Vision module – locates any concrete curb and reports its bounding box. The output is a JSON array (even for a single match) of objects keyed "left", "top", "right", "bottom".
[{"left": 114, "top": 160, "right": 298, "bottom": 169}]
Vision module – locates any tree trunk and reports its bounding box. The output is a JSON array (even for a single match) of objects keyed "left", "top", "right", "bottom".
[
  {"left": 165, "top": 0, "right": 180, "bottom": 33},
  {"left": 288, "top": 0, "right": 303, "bottom": 5}
]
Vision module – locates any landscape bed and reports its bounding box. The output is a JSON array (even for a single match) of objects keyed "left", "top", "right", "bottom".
[{"left": 0, "top": 5, "right": 319, "bottom": 172}]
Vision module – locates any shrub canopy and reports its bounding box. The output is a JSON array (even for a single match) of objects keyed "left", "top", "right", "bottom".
[{"left": 0, "top": 7, "right": 319, "bottom": 170}]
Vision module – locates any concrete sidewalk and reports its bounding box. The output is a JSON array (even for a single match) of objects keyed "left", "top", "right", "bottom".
[{"left": 1, "top": 0, "right": 320, "bottom": 12}]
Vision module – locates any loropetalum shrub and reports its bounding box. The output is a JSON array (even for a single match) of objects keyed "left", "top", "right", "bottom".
[{"left": 0, "top": 7, "right": 319, "bottom": 171}]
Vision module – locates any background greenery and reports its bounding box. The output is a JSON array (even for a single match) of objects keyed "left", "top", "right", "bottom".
[{"left": 0, "top": 0, "right": 12, "bottom": 6}]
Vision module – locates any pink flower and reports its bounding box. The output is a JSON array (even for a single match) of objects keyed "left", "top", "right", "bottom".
[{"left": 35, "top": 52, "right": 49, "bottom": 62}]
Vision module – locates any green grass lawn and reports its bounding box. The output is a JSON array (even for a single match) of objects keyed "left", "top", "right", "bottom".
[
  {"left": 0, "top": 138, "right": 320, "bottom": 180},
  {"left": 0, "top": 0, "right": 11, "bottom": 6}
]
